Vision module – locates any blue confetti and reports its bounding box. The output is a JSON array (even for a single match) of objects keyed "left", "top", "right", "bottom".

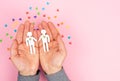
[
  {"left": 14, "top": 29, "right": 17, "bottom": 32},
  {"left": 42, "top": 7, "right": 45, "bottom": 11},
  {"left": 4, "top": 24, "right": 8, "bottom": 27},
  {"left": 68, "top": 35, "right": 71, "bottom": 39},
  {"left": 46, "top": 2, "right": 50, "bottom": 5},
  {"left": 29, "top": 6, "right": 32, "bottom": 10}
]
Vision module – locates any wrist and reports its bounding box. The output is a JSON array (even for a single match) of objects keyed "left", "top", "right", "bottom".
[
  {"left": 20, "top": 69, "right": 39, "bottom": 76},
  {"left": 18, "top": 70, "right": 40, "bottom": 81},
  {"left": 45, "top": 67, "right": 62, "bottom": 75}
]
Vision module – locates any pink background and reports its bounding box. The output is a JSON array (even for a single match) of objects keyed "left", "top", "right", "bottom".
[{"left": 0, "top": 0, "right": 120, "bottom": 81}]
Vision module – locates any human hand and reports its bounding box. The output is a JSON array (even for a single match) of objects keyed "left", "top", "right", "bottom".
[
  {"left": 38, "top": 21, "right": 67, "bottom": 75},
  {"left": 10, "top": 21, "right": 39, "bottom": 76}
]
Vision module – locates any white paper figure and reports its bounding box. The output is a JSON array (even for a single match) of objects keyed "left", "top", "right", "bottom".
[
  {"left": 39, "top": 29, "right": 50, "bottom": 52},
  {"left": 26, "top": 32, "right": 37, "bottom": 54}
]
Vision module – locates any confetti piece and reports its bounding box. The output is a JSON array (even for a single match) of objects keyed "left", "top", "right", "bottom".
[
  {"left": 9, "top": 57, "right": 11, "bottom": 60},
  {"left": 34, "top": 15, "right": 37, "bottom": 19},
  {"left": 32, "top": 22, "right": 35, "bottom": 25},
  {"left": 57, "top": 9, "right": 59, "bottom": 12},
  {"left": 14, "top": 29, "right": 17, "bottom": 32},
  {"left": 19, "top": 18, "right": 22, "bottom": 21},
  {"left": 69, "top": 42, "right": 72, "bottom": 45},
  {"left": 36, "top": 7, "right": 38, "bottom": 10},
  {"left": 61, "top": 22, "right": 64, "bottom": 25},
  {"left": 10, "top": 36, "right": 13, "bottom": 39},
  {"left": 6, "top": 33, "right": 9, "bottom": 36},
  {"left": 26, "top": 12, "right": 29, "bottom": 14},
  {"left": 0, "top": 39, "right": 2, "bottom": 43},
  {"left": 43, "top": 14, "right": 46, "bottom": 17},
  {"left": 42, "top": 7, "right": 45, "bottom": 11},
  {"left": 4, "top": 24, "right": 8, "bottom": 27},
  {"left": 12, "top": 18, "right": 15, "bottom": 21},
  {"left": 36, "top": 28, "right": 39, "bottom": 30},
  {"left": 34, "top": 28, "right": 39, "bottom": 30},
  {"left": 29, "top": 6, "right": 32, "bottom": 10},
  {"left": 7, "top": 48, "right": 10, "bottom": 51},
  {"left": 28, "top": 16, "right": 31, "bottom": 19},
  {"left": 57, "top": 24, "right": 60, "bottom": 26},
  {"left": 11, "top": 21, "right": 19, "bottom": 28},
  {"left": 66, "top": 25, "right": 70, "bottom": 29},
  {"left": 61, "top": 35, "right": 64, "bottom": 38},
  {"left": 54, "top": 16, "right": 57, "bottom": 18},
  {"left": 46, "top": 2, "right": 50, "bottom": 5},
  {"left": 37, "top": 12, "right": 40, "bottom": 15},
  {"left": 48, "top": 17, "right": 51, "bottom": 20},
  {"left": 68, "top": 35, "right": 71, "bottom": 39}
]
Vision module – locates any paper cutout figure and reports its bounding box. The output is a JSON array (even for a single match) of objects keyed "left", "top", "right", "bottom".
[
  {"left": 39, "top": 29, "right": 50, "bottom": 52},
  {"left": 26, "top": 32, "right": 37, "bottom": 54}
]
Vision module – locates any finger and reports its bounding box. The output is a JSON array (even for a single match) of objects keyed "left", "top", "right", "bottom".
[
  {"left": 10, "top": 39, "right": 18, "bottom": 57},
  {"left": 41, "top": 21, "right": 52, "bottom": 41},
  {"left": 16, "top": 24, "right": 24, "bottom": 44},
  {"left": 48, "top": 22, "right": 60, "bottom": 40},
  {"left": 38, "top": 24, "right": 43, "bottom": 47},
  {"left": 35, "top": 47, "right": 39, "bottom": 55},
  {"left": 57, "top": 35, "right": 66, "bottom": 53},
  {"left": 37, "top": 23, "right": 42, "bottom": 39},
  {"left": 23, "top": 21, "right": 30, "bottom": 43},
  {"left": 33, "top": 30, "right": 38, "bottom": 47},
  {"left": 30, "top": 23, "right": 34, "bottom": 34}
]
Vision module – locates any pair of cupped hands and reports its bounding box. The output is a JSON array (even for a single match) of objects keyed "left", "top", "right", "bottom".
[{"left": 10, "top": 21, "right": 67, "bottom": 76}]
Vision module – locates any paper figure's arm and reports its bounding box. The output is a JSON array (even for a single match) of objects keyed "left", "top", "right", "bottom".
[
  {"left": 33, "top": 37, "right": 37, "bottom": 42},
  {"left": 26, "top": 38, "right": 29, "bottom": 46},
  {"left": 47, "top": 35, "right": 50, "bottom": 42}
]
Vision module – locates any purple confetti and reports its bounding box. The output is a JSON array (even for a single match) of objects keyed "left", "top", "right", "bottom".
[
  {"left": 12, "top": 18, "right": 15, "bottom": 21},
  {"left": 34, "top": 16, "right": 37, "bottom": 18},
  {"left": 19, "top": 18, "right": 22, "bottom": 21}
]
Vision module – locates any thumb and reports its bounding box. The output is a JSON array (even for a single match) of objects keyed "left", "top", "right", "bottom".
[{"left": 10, "top": 39, "right": 18, "bottom": 57}]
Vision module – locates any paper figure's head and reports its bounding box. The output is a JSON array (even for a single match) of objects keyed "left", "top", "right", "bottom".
[
  {"left": 27, "top": 32, "right": 32, "bottom": 37},
  {"left": 41, "top": 29, "right": 46, "bottom": 34}
]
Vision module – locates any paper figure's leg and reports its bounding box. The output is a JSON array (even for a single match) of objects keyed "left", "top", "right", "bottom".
[
  {"left": 33, "top": 45, "right": 36, "bottom": 54},
  {"left": 43, "top": 43, "right": 46, "bottom": 52},
  {"left": 30, "top": 45, "right": 33, "bottom": 54},
  {"left": 46, "top": 42, "right": 49, "bottom": 52}
]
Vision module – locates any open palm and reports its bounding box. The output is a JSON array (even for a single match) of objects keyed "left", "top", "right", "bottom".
[
  {"left": 38, "top": 21, "right": 67, "bottom": 74},
  {"left": 10, "top": 21, "right": 39, "bottom": 76}
]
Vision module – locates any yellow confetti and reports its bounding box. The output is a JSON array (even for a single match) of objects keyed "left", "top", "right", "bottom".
[
  {"left": 65, "top": 25, "right": 70, "bottom": 29},
  {"left": 61, "top": 22, "right": 64, "bottom": 25},
  {"left": 54, "top": 16, "right": 57, "bottom": 18},
  {"left": 11, "top": 21, "right": 19, "bottom": 28},
  {"left": 48, "top": 17, "right": 51, "bottom": 20}
]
